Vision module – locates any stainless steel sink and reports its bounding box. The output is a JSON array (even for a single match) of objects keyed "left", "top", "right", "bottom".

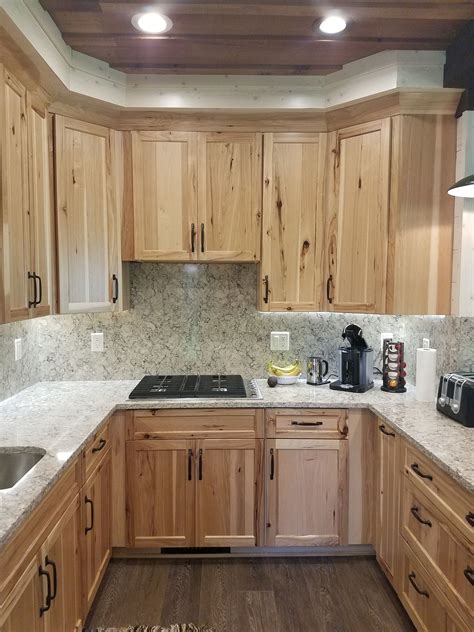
[{"left": 0, "top": 449, "right": 45, "bottom": 490}]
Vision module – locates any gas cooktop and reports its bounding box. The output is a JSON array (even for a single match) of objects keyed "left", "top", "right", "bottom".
[{"left": 129, "top": 374, "right": 261, "bottom": 400}]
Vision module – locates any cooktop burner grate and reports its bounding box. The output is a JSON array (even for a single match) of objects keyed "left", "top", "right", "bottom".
[{"left": 129, "top": 374, "right": 258, "bottom": 399}]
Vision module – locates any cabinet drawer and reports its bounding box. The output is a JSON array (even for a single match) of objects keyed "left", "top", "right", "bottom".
[
  {"left": 403, "top": 442, "right": 474, "bottom": 543},
  {"left": 84, "top": 423, "right": 110, "bottom": 478},
  {"left": 266, "top": 409, "right": 347, "bottom": 438},
  {"left": 400, "top": 540, "right": 447, "bottom": 632},
  {"left": 132, "top": 409, "right": 263, "bottom": 439},
  {"left": 401, "top": 475, "right": 474, "bottom": 623}
]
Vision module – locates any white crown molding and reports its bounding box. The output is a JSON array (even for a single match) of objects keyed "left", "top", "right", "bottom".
[{"left": 1, "top": 0, "right": 446, "bottom": 110}]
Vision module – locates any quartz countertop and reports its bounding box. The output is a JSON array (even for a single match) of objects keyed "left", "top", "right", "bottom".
[{"left": 0, "top": 379, "right": 472, "bottom": 550}]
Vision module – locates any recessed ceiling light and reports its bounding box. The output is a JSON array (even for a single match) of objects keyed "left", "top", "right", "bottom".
[
  {"left": 319, "top": 16, "right": 347, "bottom": 34},
  {"left": 132, "top": 11, "right": 173, "bottom": 34}
]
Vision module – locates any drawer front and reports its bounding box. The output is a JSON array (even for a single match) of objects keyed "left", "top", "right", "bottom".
[
  {"left": 403, "top": 443, "right": 474, "bottom": 543},
  {"left": 400, "top": 540, "right": 447, "bottom": 632},
  {"left": 84, "top": 423, "right": 110, "bottom": 478},
  {"left": 132, "top": 409, "right": 263, "bottom": 439},
  {"left": 401, "top": 475, "right": 474, "bottom": 621},
  {"left": 266, "top": 409, "right": 347, "bottom": 438}
]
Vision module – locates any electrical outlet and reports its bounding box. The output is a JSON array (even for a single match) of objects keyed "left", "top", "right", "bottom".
[
  {"left": 271, "top": 331, "right": 290, "bottom": 351},
  {"left": 380, "top": 332, "right": 393, "bottom": 352},
  {"left": 14, "top": 338, "right": 23, "bottom": 361},
  {"left": 91, "top": 332, "right": 104, "bottom": 352}
]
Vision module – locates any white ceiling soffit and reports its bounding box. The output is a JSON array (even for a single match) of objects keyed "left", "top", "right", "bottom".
[{"left": 1, "top": 0, "right": 446, "bottom": 109}]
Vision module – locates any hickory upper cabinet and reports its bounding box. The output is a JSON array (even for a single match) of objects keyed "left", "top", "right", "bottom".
[
  {"left": 325, "top": 120, "right": 391, "bottom": 314},
  {"left": 130, "top": 131, "right": 261, "bottom": 262},
  {"left": 259, "top": 133, "right": 326, "bottom": 311},
  {"left": 55, "top": 116, "right": 128, "bottom": 314}
]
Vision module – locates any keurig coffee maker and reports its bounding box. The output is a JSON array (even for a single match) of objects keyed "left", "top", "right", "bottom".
[{"left": 330, "top": 324, "right": 374, "bottom": 393}]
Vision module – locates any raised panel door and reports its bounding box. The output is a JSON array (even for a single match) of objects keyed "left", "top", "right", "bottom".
[{"left": 0, "top": 558, "right": 43, "bottom": 632}]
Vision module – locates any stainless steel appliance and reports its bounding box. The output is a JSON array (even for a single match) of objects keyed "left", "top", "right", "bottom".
[
  {"left": 307, "top": 356, "right": 329, "bottom": 385},
  {"left": 330, "top": 324, "right": 374, "bottom": 393},
  {"left": 129, "top": 374, "right": 262, "bottom": 399},
  {"left": 437, "top": 373, "right": 474, "bottom": 427}
]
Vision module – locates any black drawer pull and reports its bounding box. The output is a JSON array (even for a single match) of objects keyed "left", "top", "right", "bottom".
[
  {"left": 112, "top": 274, "right": 119, "bottom": 304},
  {"left": 408, "top": 572, "right": 429, "bottom": 598},
  {"left": 201, "top": 223, "right": 205, "bottom": 253},
  {"left": 410, "top": 463, "right": 433, "bottom": 481},
  {"left": 263, "top": 275, "right": 269, "bottom": 304},
  {"left": 28, "top": 271, "right": 37, "bottom": 308},
  {"left": 464, "top": 567, "right": 474, "bottom": 586},
  {"left": 291, "top": 421, "right": 323, "bottom": 427},
  {"left": 85, "top": 495, "right": 94, "bottom": 534},
  {"left": 36, "top": 273, "right": 43, "bottom": 306},
  {"left": 410, "top": 506, "right": 432, "bottom": 527},
  {"left": 326, "top": 275, "right": 333, "bottom": 304},
  {"left": 466, "top": 512, "right": 474, "bottom": 527},
  {"left": 92, "top": 438, "right": 107, "bottom": 453},
  {"left": 188, "top": 449, "right": 193, "bottom": 481},
  {"left": 38, "top": 565, "right": 52, "bottom": 615},
  {"left": 198, "top": 448, "right": 203, "bottom": 480},
  {"left": 379, "top": 424, "right": 395, "bottom": 437},
  {"left": 45, "top": 556, "right": 57, "bottom": 600},
  {"left": 191, "top": 223, "right": 196, "bottom": 253},
  {"left": 270, "top": 448, "right": 274, "bottom": 480}
]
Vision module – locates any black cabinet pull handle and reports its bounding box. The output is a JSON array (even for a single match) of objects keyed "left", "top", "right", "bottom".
[
  {"left": 45, "top": 556, "right": 57, "bottom": 600},
  {"left": 326, "top": 275, "right": 333, "bottom": 304},
  {"left": 263, "top": 275, "right": 269, "bottom": 304},
  {"left": 270, "top": 448, "right": 275, "bottom": 480},
  {"left": 38, "top": 565, "right": 52, "bottom": 615},
  {"left": 28, "top": 272, "right": 37, "bottom": 308},
  {"left": 410, "top": 463, "right": 433, "bottom": 481},
  {"left": 92, "top": 438, "right": 107, "bottom": 453},
  {"left": 198, "top": 449, "right": 203, "bottom": 480},
  {"left": 201, "top": 223, "right": 205, "bottom": 253},
  {"left": 410, "top": 506, "right": 432, "bottom": 527},
  {"left": 188, "top": 449, "right": 193, "bottom": 481},
  {"left": 379, "top": 424, "right": 395, "bottom": 437},
  {"left": 466, "top": 512, "right": 474, "bottom": 527},
  {"left": 464, "top": 567, "right": 474, "bottom": 586},
  {"left": 291, "top": 421, "right": 323, "bottom": 427},
  {"left": 408, "top": 572, "right": 429, "bottom": 598},
  {"left": 85, "top": 495, "right": 94, "bottom": 534},
  {"left": 35, "top": 273, "right": 42, "bottom": 306},
  {"left": 191, "top": 223, "right": 196, "bottom": 253},
  {"left": 112, "top": 274, "right": 119, "bottom": 304}
]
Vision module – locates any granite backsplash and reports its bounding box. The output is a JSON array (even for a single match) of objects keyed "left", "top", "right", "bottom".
[{"left": 1, "top": 263, "right": 473, "bottom": 401}]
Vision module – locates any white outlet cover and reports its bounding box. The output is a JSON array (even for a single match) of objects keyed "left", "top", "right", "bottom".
[
  {"left": 271, "top": 331, "right": 290, "bottom": 351},
  {"left": 91, "top": 332, "right": 104, "bottom": 352},
  {"left": 380, "top": 332, "right": 393, "bottom": 351},
  {"left": 14, "top": 338, "right": 23, "bottom": 361}
]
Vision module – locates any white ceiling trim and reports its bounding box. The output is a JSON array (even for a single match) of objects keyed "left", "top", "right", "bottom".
[{"left": 1, "top": 0, "right": 446, "bottom": 109}]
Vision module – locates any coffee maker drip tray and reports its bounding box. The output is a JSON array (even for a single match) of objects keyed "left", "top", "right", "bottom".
[{"left": 329, "top": 380, "right": 374, "bottom": 393}]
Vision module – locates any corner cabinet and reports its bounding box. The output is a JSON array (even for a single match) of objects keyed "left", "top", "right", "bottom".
[
  {"left": 55, "top": 116, "right": 127, "bottom": 314},
  {"left": 259, "top": 133, "right": 326, "bottom": 311}
]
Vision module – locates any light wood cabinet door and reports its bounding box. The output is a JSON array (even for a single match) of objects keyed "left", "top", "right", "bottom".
[
  {"left": 27, "top": 98, "right": 53, "bottom": 318},
  {"left": 55, "top": 116, "right": 121, "bottom": 313},
  {"left": 132, "top": 131, "right": 197, "bottom": 261},
  {"left": 82, "top": 449, "right": 111, "bottom": 611},
  {"left": 0, "top": 558, "right": 43, "bottom": 632},
  {"left": 0, "top": 68, "right": 31, "bottom": 322},
  {"left": 266, "top": 438, "right": 348, "bottom": 546},
  {"left": 197, "top": 132, "right": 261, "bottom": 261},
  {"left": 195, "top": 439, "right": 262, "bottom": 547},
  {"left": 40, "top": 496, "right": 82, "bottom": 632},
  {"left": 126, "top": 439, "right": 195, "bottom": 548},
  {"left": 326, "top": 119, "right": 390, "bottom": 313},
  {"left": 260, "top": 133, "right": 326, "bottom": 311},
  {"left": 376, "top": 421, "right": 401, "bottom": 585}
]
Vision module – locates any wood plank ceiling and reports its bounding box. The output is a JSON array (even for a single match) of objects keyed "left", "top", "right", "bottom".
[{"left": 39, "top": 1, "right": 474, "bottom": 75}]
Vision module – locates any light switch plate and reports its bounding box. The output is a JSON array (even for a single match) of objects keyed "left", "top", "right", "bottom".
[
  {"left": 14, "top": 338, "right": 23, "bottom": 361},
  {"left": 271, "top": 331, "right": 290, "bottom": 351},
  {"left": 91, "top": 332, "right": 104, "bottom": 352}
]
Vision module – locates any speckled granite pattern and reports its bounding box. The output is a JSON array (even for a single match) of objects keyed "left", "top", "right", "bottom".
[
  {"left": 0, "top": 379, "right": 472, "bottom": 550},
  {"left": 0, "top": 319, "right": 40, "bottom": 401}
]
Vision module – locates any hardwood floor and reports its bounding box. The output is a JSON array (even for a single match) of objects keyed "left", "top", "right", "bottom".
[{"left": 86, "top": 557, "right": 415, "bottom": 632}]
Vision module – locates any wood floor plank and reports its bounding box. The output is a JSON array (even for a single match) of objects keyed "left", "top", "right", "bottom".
[
  {"left": 159, "top": 560, "right": 203, "bottom": 627},
  {"left": 243, "top": 590, "right": 280, "bottom": 632}
]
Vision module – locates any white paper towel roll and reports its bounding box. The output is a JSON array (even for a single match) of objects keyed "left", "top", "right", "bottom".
[{"left": 416, "top": 343, "right": 437, "bottom": 402}]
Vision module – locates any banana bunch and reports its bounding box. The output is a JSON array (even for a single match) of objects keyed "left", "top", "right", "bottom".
[{"left": 267, "top": 360, "right": 302, "bottom": 377}]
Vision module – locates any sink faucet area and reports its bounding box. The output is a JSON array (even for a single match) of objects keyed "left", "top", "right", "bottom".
[{"left": 0, "top": 448, "right": 45, "bottom": 490}]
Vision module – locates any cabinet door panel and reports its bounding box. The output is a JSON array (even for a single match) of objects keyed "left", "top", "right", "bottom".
[
  {"left": 196, "top": 439, "right": 261, "bottom": 547},
  {"left": 266, "top": 438, "right": 348, "bottom": 546},
  {"left": 1, "top": 69, "right": 30, "bottom": 322},
  {"left": 56, "top": 116, "right": 117, "bottom": 313},
  {"left": 132, "top": 131, "right": 197, "bottom": 261},
  {"left": 127, "top": 439, "right": 194, "bottom": 547},
  {"left": 326, "top": 120, "right": 390, "bottom": 313},
  {"left": 0, "top": 558, "right": 42, "bottom": 632},
  {"left": 198, "top": 132, "right": 261, "bottom": 261},
  {"left": 260, "top": 133, "right": 325, "bottom": 311}
]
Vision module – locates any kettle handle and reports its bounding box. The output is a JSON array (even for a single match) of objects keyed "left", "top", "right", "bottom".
[{"left": 322, "top": 360, "right": 329, "bottom": 377}]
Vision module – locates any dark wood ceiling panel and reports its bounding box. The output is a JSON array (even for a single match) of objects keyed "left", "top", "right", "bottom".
[{"left": 39, "top": 1, "right": 474, "bottom": 75}]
